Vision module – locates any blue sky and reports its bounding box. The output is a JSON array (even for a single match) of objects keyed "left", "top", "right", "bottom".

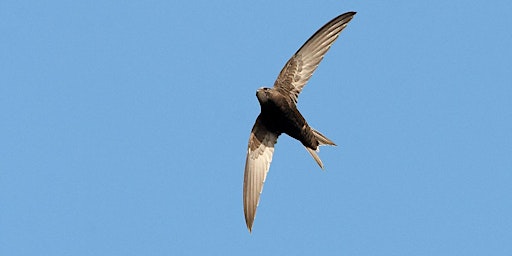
[{"left": 1, "top": 0, "right": 511, "bottom": 255}]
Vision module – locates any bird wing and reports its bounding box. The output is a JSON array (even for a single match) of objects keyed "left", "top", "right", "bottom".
[
  {"left": 243, "top": 116, "right": 279, "bottom": 232},
  {"left": 273, "top": 12, "right": 356, "bottom": 103}
]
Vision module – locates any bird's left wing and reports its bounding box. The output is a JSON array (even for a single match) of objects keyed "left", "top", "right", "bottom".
[
  {"left": 273, "top": 12, "right": 356, "bottom": 103},
  {"left": 243, "top": 116, "right": 279, "bottom": 232}
]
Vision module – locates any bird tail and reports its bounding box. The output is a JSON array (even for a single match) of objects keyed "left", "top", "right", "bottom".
[{"left": 305, "top": 129, "right": 336, "bottom": 169}]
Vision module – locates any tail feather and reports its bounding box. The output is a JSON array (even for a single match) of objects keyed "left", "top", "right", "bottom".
[
  {"left": 306, "top": 147, "right": 325, "bottom": 169},
  {"left": 304, "top": 129, "right": 336, "bottom": 169},
  {"left": 312, "top": 129, "right": 336, "bottom": 146}
]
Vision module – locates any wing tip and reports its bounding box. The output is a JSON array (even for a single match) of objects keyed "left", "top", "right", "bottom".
[
  {"left": 337, "top": 11, "right": 357, "bottom": 24},
  {"left": 245, "top": 213, "right": 255, "bottom": 233},
  {"left": 343, "top": 11, "right": 357, "bottom": 18}
]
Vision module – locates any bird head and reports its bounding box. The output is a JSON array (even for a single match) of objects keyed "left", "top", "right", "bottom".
[{"left": 256, "top": 87, "right": 271, "bottom": 104}]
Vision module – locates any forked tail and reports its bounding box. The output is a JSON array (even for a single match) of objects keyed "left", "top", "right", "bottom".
[{"left": 305, "top": 129, "right": 336, "bottom": 169}]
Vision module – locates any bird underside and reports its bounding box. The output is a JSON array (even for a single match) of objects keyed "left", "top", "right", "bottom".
[{"left": 243, "top": 11, "right": 356, "bottom": 232}]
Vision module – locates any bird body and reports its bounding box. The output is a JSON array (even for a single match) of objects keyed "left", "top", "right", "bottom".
[
  {"left": 256, "top": 87, "right": 329, "bottom": 151},
  {"left": 243, "top": 11, "right": 356, "bottom": 232}
]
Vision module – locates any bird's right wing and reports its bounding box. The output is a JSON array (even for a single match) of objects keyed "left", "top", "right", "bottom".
[
  {"left": 273, "top": 12, "right": 356, "bottom": 103},
  {"left": 243, "top": 116, "right": 279, "bottom": 232}
]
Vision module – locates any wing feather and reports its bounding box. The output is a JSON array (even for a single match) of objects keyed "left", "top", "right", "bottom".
[
  {"left": 243, "top": 116, "right": 279, "bottom": 232},
  {"left": 273, "top": 12, "right": 356, "bottom": 103}
]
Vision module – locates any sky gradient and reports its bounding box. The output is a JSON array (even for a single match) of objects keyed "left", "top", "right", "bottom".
[{"left": 1, "top": 1, "right": 511, "bottom": 255}]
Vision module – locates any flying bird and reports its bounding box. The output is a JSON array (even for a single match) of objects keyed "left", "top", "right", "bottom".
[{"left": 243, "top": 11, "right": 356, "bottom": 232}]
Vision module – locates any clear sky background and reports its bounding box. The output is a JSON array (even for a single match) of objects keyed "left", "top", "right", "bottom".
[{"left": 1, "top": 0, "right": 511, "bottom": 255}]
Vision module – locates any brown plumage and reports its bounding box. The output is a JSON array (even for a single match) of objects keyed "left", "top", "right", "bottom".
[{"left": 243, "top": 11, "right": 356, "bottom": 232}]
